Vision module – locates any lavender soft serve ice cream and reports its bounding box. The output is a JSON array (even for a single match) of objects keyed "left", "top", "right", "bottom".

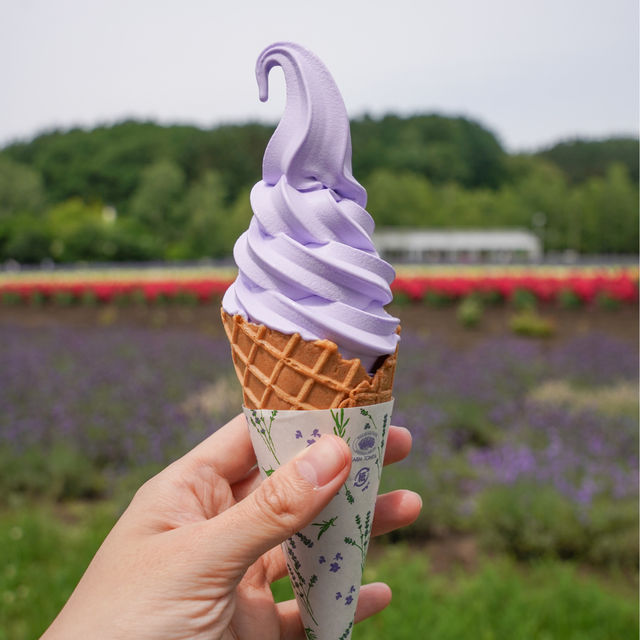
[{"left": 222, "top": 42, "right": 399, "bottom": 372}]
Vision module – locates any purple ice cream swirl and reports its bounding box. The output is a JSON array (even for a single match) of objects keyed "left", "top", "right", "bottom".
[{"left": 222, "top": 42, "right": 399, "bottom": 372}]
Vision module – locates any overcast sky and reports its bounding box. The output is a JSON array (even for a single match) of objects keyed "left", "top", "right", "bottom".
[{"left": 1, "top": 0, "right": 638, "bottom": 152}]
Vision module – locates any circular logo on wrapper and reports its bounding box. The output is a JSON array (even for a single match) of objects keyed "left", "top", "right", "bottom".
[
  {"left": 354, "top": 467, "right": 370, "bottom": 488},
  {"left": 352, "top": 432, "right": 378, "bottom": 457}
]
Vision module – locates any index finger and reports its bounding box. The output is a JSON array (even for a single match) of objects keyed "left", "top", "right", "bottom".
[
  {"left": 384, "top": 425, "right": 412, "bottom": 466},
  {"left": 179, "top": 413, "right": 257, "bottom": 484}
]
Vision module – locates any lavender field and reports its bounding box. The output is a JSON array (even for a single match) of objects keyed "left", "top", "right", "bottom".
[
  {"left": 1, "top": 305, "right": 638, "bottom": 569},
  {"left": 1, "top": 303, "right": 638, "bottom": 639},
  {"left": 387, "top": 327, "right": 638, "bottom": 565}
]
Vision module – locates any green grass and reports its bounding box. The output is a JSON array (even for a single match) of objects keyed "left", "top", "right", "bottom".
[
  {"left": 273, "top": 546, "right": 638, "bottom": 639},
  {"left": 1, "top": 500, "right": 637, "bottom": 640},
  {"left": 355, "top": 547, "right": 638, "bottom": 640},
  {"left": 0, "top": 500, "right": 119, "bottom": 640}
]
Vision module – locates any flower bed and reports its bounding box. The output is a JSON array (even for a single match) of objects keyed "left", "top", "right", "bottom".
[
  {"left": 0, "top": 265, "right": 637, "bottom": 305},
  {"left": 391, "top": 267, "right": 638, "bottom": 305},
  {"left": 0, "top": 278, "right": 231, "bottom": 304}
]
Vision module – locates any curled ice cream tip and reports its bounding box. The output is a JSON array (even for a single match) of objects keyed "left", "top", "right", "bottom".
[
  {"left": 256, "top": 42, "right": 367, "bottom": 206},
  {"left": 223, "top": 42, "right": 399, "bottom": 372}
]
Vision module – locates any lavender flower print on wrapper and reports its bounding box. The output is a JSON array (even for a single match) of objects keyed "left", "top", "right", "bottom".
[
  {"left": 344, "top": 510, "right": 372, "bottom": 572},
  {"left": 243, "top": 401, "right": 393, "bottom": 640},
  {"left": 331, "top": 409, "right": 351, "bottom": 444},
  {"left": 247, "top": 410, "right": 280, "bottom": 465}
]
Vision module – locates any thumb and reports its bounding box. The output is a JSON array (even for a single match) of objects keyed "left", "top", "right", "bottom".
[{"left": 206, "top": 434, "right": 351, "bottom": 574}]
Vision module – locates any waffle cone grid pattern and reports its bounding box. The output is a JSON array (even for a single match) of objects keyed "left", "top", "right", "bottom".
[{"left": 221, "top": 310, "right": 396, "bottom": 410}]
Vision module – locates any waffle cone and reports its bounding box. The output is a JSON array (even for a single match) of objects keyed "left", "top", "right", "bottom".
[{"left": 221, "top": 309, "right": 398, "bottom": 410}]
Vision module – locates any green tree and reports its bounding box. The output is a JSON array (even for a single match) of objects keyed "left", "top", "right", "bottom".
[
  {"left": 539, "top": 137, "right": 639, "bottom": 184},
  {"left": 365, "top": 169, "right": 436, "bottom": 226},
  {"left": 223, "top": 186, "right": 254, "bottom": 254},
  {"left": 4, "top": 122, "right": 203, "bottom": 209},
  {"left": 45, "top": 198, "right": 105, "bottom": 261},
  {"left": 168, "top": 171, "right": 229, "bottom": 259},
  {"left": 1, "top": 213, "right": 52, "bottom": 263},
  {"left": 352, "top": 114, "right": 507, "bottom": 188},
  {"left": 0, "top": 155, "right": 46, "bottom": 218},
  {"left": 1, "top": 118, "right": 637, "bottom": 259},
  {"left": 129, "top": 159, "right": 186, "bottom": 240},
  {"left": 501, "top": 159, "right": 571, "bottom": 251},
  {"left": 573, "top": 164, "right": 639, "bottom": 253}
]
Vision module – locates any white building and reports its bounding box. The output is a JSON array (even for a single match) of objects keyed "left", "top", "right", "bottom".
[{"left": 372, "top": 228, "right": 542, "bottom": 263}]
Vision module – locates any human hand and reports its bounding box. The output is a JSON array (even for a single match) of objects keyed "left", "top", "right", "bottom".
[{"left": 43, "top": 414, "right": 421, "bottom": 640}]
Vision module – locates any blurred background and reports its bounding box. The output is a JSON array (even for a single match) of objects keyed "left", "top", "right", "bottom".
[{"left": 0, "top": 1, "right": 638, "bottom": 639}]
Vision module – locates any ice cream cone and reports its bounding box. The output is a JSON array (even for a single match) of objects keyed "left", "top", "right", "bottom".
[
  {"left": 220, "top": 42, "right": 403, "bottom": 639},
  {"left": 244, "top": 401, "right": 393, "bottom": 640},
  {"left": 221, "top": 309, "right": 397, "bottom": 410}
]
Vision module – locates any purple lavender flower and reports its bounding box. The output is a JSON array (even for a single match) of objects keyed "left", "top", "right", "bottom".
[
  {"left": 329, "top": 562, "right": 340, "bottom": 573},
  {"left": 0, "top": 323, "right": 235, "bottom": 468},
  {"left": 2, "top": 321, "right": 635, "bottom": 535}
]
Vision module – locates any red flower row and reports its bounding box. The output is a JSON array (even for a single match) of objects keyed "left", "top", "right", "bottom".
[
  {"left": 391, "top": 273, "right": 639, "bottom": 303},
  {"left": 0, "top": 279, "right": 231, "bottom": 303},
  {"left": 0, "top": 272, "right": 638, "bottom": 305}
]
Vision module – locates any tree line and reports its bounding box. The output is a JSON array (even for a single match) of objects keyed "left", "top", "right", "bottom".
[{"left": 0, "top": 115, "right": 637, "bottom": 263}]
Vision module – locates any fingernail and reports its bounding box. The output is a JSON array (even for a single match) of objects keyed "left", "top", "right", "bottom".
[{"left": 296, "top": 436, "right": 348, "bottom": 487}]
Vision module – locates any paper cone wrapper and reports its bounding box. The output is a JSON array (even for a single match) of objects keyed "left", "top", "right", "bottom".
[{"left": 244, "top": 400, "right": 393, "bottom": 640}]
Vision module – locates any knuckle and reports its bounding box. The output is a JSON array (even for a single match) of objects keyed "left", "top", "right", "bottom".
[
  {"left": 131, "top": 476, "right": 157, "bottom": 504},
  {"left": 255, "top": 476, "right": 302, "bottom": 533}
]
